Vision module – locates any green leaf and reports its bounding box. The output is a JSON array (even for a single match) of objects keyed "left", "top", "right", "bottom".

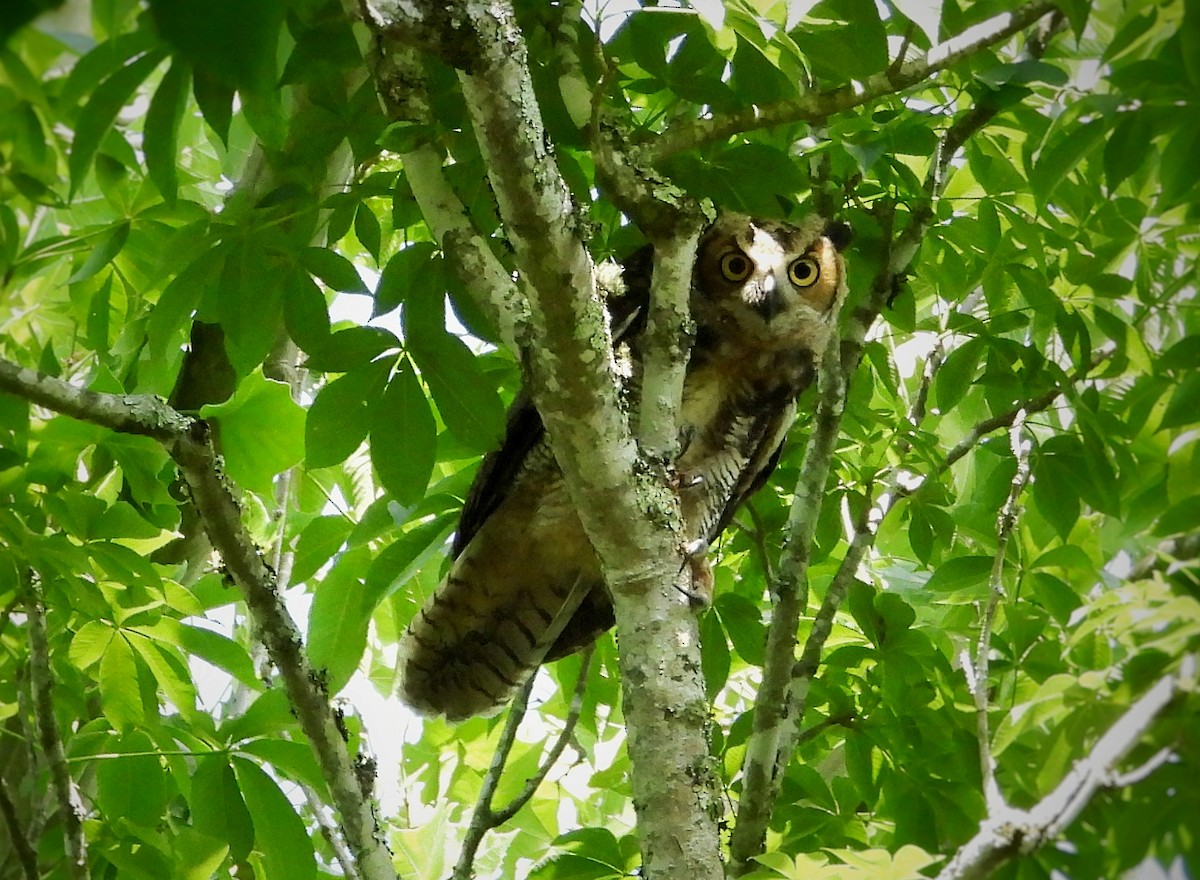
[
  {"left": 304, "top": 325, "right": 399, "bottom": 372},
  {"left": 69, "top": 620, "right": 115, "bottom": 670},
  {"left": 191, "top": 756, "right": 253, "bottom": 862},
  {"left": 201, "top": 372, "right": 306, "bottom": 496},
  {"left": 1158, "top": 117, "right": 1200, "bottom": 209},
  {"left": 364, "top": 512, "right": 456, "bottom": 608},
  {"left": 371, "top": 360, "right": 436, "bottom": 505},
  {"left": 1031, "top": 119, "right": 1107, "bottom": 209},
  {"left": 729, "top": 37, "right": 797, "bottom": 105},
  {"left": 173, "top": 830, "right": 230, "bottom": 880},
  {"left": 354, "top": 203, "right": 382, "bottom": 263},
  {"left": 1157, "top": 496, "right": 1200, "bottom": 537},
  {"left": 1104, "top": 110, "right": 1153, "bottom": 193},
  {"left": 149, "top": 0, "right": 282, "bottom": 94},
  {"left": 305, "top": 361, "right": 390, "bottom": 469},
  {"left": 306, "top": 548, "right": 372, "bottom": 695},
  {"left": 408, "top": 334, "right": 505, "bottom": 452},
  {"left": 699, "top": 609, "right": 731, "bottom": 699},
  {"left": 69, "top": 49, "right": 168, "bottom": 196},
  {"left": 236, "top": 739, "right": 327, "bottom": 797},
  {"left": 95, "top": 731, "right": 169, "bottom": 829},
  {"left": 127, "top": 631, "right": 201, "bottom": 722},
  {"left": 283, "top": 265, "right": 332, "bottom": 354},
  {"left": 300, "top": 246, "right": 369, "bottom": 294},
  {"left": 923, "top": 555, "right": 993, "bottom": 596},
  {"left": 232, "top": 757, "right": 318, "bottom": 880},
  {"left": 99, "top": 634, "right": 143, "bottom": 732},
  {"left": 291, "top": 515, "right": 354, "bottom": 586},
  {"left": 934, "top": 337, "right": 983, "bottom": 414},
  {"left": 1033, "top": 440, "right": 1085, "bottom": 541},
  {"left": 144, "top": 57, "right": 191, "bottom": 204},
  {"left": 375, "top": 242, "right": 438, "bottom": 317},
  {"left": 149, "top": 248, "right": 224, "bottom": 362},
  {"left": 1159, "top": 372, "right": 1200, "bottom": 430},
  {"left": 714, "top": 593, "right": 765, "bottom": 665},
  {"left": 137, "top": 619, "right": 260, "bottom": 689},
  {"left": 192, "top": 67, "right": 233, "bottom": 144},
  {"left": 1160, "top": 335, "right": 1200, "bottom": 372},
  {"left": 68, "top": 221, "right": 129, "bottom": 284}
]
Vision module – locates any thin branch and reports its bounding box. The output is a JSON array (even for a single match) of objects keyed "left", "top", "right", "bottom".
[
  {"left": 0, "top": 360, "right": 189, "bottom": 440},
  {"left": 648, "top": 0, "right": 1058, "bottom": 162},
  {"left": 305, "top": 786, "right": 361, "bottom": 880},
  {"left": 25, "top": 574, "right": 88, "bottom": 880},
  {"left": 453, "top": 647, "right": 593, "bottom": 880},
  {"left": 0, "top": 770, "right": 38, "bottom": 880},
  {"left": 971, "top": 410, "right": 1033, "bottom": 814},
  {"left": 937, "top": 657, "right": 1195, "bottom": 880},
  {"left": 0, "top": 361, "right": 397, "bottom": 880},
  {"left": 729, "top": 323, "right": 847, "bottom": 875},
  {"left": 492, "top": 646, "right": 592, "bottom": 824},
  {"left": 729, "top": 11, "right": 1073, "bottom": 853}
]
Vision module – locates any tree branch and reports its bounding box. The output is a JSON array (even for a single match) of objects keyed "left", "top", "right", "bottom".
[
  {"left": 728, "top": 13, "right": 1069, "bottom": 853},
  {"left": 971, "top": 411, "right": 1033, "bottom": 814},
  {"left": 937, "top": 656, "right": 1195, "bottom": 880},
  {"left": 453, "top": 647, "right": 592, "bottom": 880},
  {"left": 730, "top": 324, "right": 846, "bottom": 875},
  {"left": 367, "top": 4, "right": 725, "bottom": 877},
  {"left": 647, "top": 0, "right": 1059, "bottom": 162},
  {"left": 0, "top": 361, "right": 397, "bottom": 880},
  {"left": 24, "top": 573, "right": 88, "bottom": 880},
  {"left": 0, "top": 773, "right": 37, "bottom": 880}
]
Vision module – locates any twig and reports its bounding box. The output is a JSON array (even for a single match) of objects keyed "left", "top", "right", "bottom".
[
  {"left": 972, "top": 410, "right": 1033, "bottom": 813},
  {"left": 936, "top": 657, "right": 1195, "bottom": 880},
  {"left": 305, "top": 786, "right": 360, "bottom": 880},
  {"left": 0, "top": 774, "right": 38, "bottom": 880},
  {"left": 647, "top": 0, "right": 1058, "bottom": 161},
  {"left": 453, "top": 647, "right": 593, "bottom": 880},
  {"left": 25, "top": 573, "right": 88, "bottom": 880},
  {"left": 729, "top": 18, "right": 1076, "bottom": 852},
  {"left": 730, "top": 323, "right": 847, "bottom": 874}
]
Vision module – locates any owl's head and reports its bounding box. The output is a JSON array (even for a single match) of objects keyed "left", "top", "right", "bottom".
[{"left": 693, "top": 214, "right": 850, "bottom": 352}]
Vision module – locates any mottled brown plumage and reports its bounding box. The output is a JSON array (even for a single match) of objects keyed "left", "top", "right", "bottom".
[{"left": 397, "top": 214, "right": 850, "bottom": 720}]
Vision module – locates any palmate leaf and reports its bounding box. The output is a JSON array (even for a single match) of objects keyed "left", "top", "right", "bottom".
[
  {"left": 144, "top": 57, "right": 191, "bottom": 203},
  {"left": 407, "top": 332, "right": 505, "bottom": 453},
  {"left": 202, "top": 372, "right": 305, "bottom": 497},
  {"left": 232, "top": 757, "right": 317, "bottom": 880},
  {"left": 68, "top": 49, "right": 168, "bottom": 196},
  {"left": 371, "top": 359, "right": 437, "bottom": 504}
]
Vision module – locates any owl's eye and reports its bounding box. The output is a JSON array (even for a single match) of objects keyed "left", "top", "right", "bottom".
[
  {"left": 788, "top": 257, "right": 820, "bottom": 288},
  {"left": 719, "top": 251, "right": 752, "bottom": 282}
]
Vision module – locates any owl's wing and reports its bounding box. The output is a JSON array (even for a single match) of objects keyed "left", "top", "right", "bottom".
[
  {"left": 452, "top": 245, "right": 653, "bottom": 557},
  {"left": 452, "top": 390, "right": 544, "bottom": 558},
  {"left": 704, "top": 403, "right": 798, "bottom": 542}
]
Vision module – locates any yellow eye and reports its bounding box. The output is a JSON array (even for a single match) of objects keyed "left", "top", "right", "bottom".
[
  {"left": 788, "top": 257, "right": 820, "bottom": 288},
  {"left": 719, "top": 251, "right": 752, "bottom": 282}
]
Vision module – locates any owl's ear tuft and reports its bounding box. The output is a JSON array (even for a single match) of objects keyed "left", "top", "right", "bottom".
[{"left": 824, "top": 221, "right": 853, "bottom": 251}]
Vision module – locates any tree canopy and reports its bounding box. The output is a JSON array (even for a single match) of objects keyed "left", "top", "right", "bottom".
[{"left": 0, "top": 1, "right": 1197, "bottom": 879}]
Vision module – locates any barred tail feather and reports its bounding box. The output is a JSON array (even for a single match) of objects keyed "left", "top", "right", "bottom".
[{"left": 397, "top": 572, "right": 590, "bottom": 721}]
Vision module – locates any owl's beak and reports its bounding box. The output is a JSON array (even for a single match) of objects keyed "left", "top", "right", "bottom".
[{"left": 751, "top": 274, "right": 782, "bottom": 322}]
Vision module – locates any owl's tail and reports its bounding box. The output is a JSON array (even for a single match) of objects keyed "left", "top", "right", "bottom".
[{"left": 396, "top": 570, "right": 590, "bottom": 721}]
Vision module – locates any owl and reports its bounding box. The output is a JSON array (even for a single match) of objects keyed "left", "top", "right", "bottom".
[{"left": 397, "top": 214, "right": 850, "bottom": 720}]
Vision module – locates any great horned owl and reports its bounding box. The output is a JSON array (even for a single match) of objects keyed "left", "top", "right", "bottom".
[{"left": 397, "top": 214, "right": 850, "bottom": 720}]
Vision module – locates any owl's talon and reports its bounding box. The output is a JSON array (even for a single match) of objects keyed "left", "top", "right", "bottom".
[
  {"left": 672, "top": 471, "right": 705, "bottom": 492},
  {"left": 676, "top": 540, "right": 714, "bottom": 607}
]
